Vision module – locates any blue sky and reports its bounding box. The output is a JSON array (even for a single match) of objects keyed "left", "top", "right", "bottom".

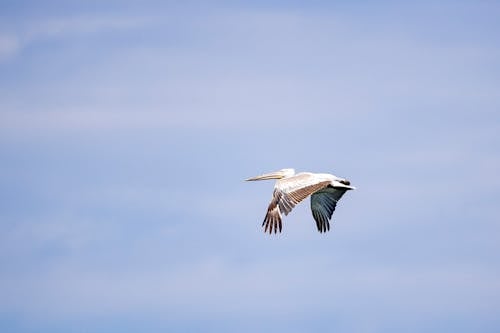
[{"left": 1, "top": 1, "right": 499, "bottom": 332}]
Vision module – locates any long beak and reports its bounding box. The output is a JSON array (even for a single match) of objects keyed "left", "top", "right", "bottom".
[{"left": 245, "top": 171, "right": 284, "bottom": 181}]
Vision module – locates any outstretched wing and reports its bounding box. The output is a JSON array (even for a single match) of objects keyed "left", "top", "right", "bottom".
[
  {"left": 310, "top": 185, "right": 348, "bottom": 233},
  {"left": 262, "top": 173, "right": 331, "bottom": 234}
]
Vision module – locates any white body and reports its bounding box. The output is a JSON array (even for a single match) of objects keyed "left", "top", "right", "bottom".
[{"left": 246, "top": 168, "right": 355, "bottom": 233}]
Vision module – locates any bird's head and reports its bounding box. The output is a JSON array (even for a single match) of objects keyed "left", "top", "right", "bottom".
[{"left": 245, "top": 168, "right": 295, "bottom": 181}]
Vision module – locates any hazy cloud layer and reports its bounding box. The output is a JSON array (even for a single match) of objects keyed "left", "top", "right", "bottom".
[{"left": 1, "top": 1, "right": 499, "bottom": 333}]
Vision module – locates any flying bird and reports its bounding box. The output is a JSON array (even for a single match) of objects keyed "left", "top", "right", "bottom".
[{"left": 246, "top": 168, "right": 355, "bottom": 234}]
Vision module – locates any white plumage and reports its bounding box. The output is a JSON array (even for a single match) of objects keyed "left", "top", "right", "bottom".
[{"left": 246, "top": 168, "right": 355, "bottom": 233}]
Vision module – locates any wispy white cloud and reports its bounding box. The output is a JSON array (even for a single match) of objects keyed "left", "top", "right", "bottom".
[
  {"left": 24, "top": 15, "right": 151, "bottom": 39},
  {"left": 2, "top": 254, "right": 499, "bottom": 325},
  {"left": 1, "top": 8, "right": 498, "bottom": 135},
  {"left": 0, "top": 14, "right": 152, "bottom": 64},
  {"left": 0, "top": 33, "right": 20, "bottom": 61}
]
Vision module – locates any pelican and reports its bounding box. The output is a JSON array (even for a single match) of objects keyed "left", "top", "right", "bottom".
[{"left": 246, "top": 168, "right": 355, "bottom": 234}]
